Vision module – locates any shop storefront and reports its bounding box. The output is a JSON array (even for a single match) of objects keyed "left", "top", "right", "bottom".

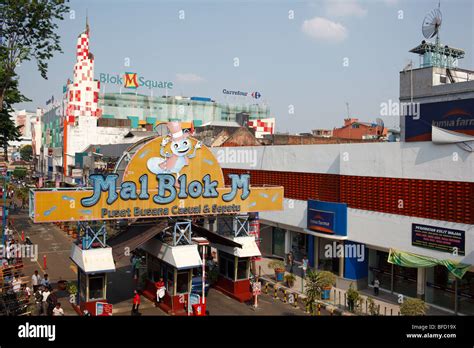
[
  {"left": 257, "top": 223, "right": 286, "bottom": 259},
  {"left": 368, "top": 249, "right": 417, "bottom": 298},
  {"left": 306, "top": 199, "right": 348, "bottom": 277}
]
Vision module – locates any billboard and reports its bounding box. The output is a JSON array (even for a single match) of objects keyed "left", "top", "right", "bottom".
[
  {"left": 412, "top": 223, "right": 465, "bottom": 255},
  {"left": 307, "top": 200, "right": 347, "bottom": 236},
  {"left": 32, "top": 122, "right": 283, "bottom": 223},
  {"left": 405, "top": 98, "right": 474, "bottom": 142}
]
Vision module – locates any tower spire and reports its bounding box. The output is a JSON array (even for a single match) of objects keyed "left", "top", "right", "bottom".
[{"left": 85, "top": 10, "right": 89, "bottom": 34}]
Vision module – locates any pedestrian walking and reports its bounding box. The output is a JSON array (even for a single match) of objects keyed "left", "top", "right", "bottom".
[
  {"left": 374, "top": 277, "right": 380, "bottom": 296},
  {"left": 52, "top": 303, "right": 64, "bottom": 316},
  {"left": 286, "top": 251, "right": 294, "bottom": 274},
  {"left": 42, "top": 287, "right": 51, "bottom": 316},
  {"left": 41, "top": 274, "right": 50, "bottom": 288},
  {"left": 302, "top": 254, "right": 309, "bottom": 277},
  {"left": 46, "top": 290, "right": 58, "bottom": 316},
  {"left": 131, "top": 290, "right": 141, "bottom": 315},
  {"left": 155, "top": 278, "right": 165, "bottom": 305},
  {"left": 34, "top": 287, "right": 43, "bottom": 316},
  {"left": 12, "top": 275, "right": 21, "bottom": 293},
  {"left": 32, "top": 270, "right": 42, "bottom": 292}
]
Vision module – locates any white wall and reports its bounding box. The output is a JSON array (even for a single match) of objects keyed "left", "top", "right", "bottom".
[
  {"left": 348, "top": 208, "right": 474, "bottom": 266},
  {"left": 211, "top": 141, "right": 474, "bottom": 182}
]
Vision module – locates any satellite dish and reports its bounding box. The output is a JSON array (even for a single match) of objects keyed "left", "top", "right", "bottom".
[{"left": 422, "top": 7, "right": 442, "bottom": 39}]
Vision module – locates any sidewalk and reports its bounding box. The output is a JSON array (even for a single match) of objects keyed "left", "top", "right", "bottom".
[{"left": 256, "top": 257, "right": 451, "bottom": 316}]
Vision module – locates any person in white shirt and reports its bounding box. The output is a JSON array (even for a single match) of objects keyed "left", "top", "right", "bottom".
[
  {"left": 12, "top": 275, "right": 21, "bottom": 293},
  {"left": 52, "top": 303, "right": 64, "bottom": 316},
  {"left": 31, "top": 270, "right": 42, "bottom": 292},
  {"left": 42, "top": 287, "right": 51, "bottom": 316}
]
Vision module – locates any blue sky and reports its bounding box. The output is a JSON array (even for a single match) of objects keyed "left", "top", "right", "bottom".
[{"left": 17, "top": 0, "right": 474, "bottom": 133}]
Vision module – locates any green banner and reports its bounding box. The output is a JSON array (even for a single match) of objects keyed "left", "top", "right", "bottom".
[{"left": 388, "top": 249, "right": 471, "bottom": 279}]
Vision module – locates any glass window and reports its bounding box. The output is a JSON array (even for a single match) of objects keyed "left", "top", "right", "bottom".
[
  {"left": 237, "top": 259, "right": 249, "bottom": 280},
  {"left": 88, "top": 276, "right": 104, "bottom": 300},
  {"left": 176, "top": 271, "right": 189, "bottom": 294},
  {"left": 219, "top": 252, "right": 235, "bottom": 280},
  {"left": 166, "top": 268, "right": 174, "bottom": 295}
]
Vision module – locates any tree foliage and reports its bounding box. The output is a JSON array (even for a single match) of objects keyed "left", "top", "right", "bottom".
[
  {"left": 0, "top": 0, "right": 70, "bottom": 110},
  {"left": 20, "top": 144, "right": 32, "bottom": 161},
  {"left": 400, "top": 297, "right": 427, "bottom": 316}
]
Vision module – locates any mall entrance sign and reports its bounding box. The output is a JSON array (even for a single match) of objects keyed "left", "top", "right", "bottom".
[{"left": 31, "top": 122, "right": 283, "bottom": 223}]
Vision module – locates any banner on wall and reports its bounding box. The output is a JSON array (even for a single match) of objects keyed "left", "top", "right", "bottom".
[
  {"left": 32, "top": 122, "right": 283, "bottom": 223},
  {"left": 405, "top": 98, "right": 474, "bottom": 142},
  {"left": 411, "top": 223, "right": 465, "bottom": 256}
]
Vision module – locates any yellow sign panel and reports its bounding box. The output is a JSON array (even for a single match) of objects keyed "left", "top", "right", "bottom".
[{"left": 33, "top": 122, "right": 283, "bottom": 223}]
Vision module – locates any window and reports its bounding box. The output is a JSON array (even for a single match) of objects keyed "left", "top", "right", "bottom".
[
  {"left": 88, "top": 276, "right": 104, "bottom": 300},
  {"left": 166, "top": 268, "right": 174, "bottom": 295},
  {"left": 440, "top": 76, "right": 447, "bottom": 84},
  {"left": 219, "top": 251, "right": 235, "bottom": 280},
  {"left": 176, "top": 271, "right": 189, "bottom": 294},
  {"left": 237, "top": 259, "right": 249, "bottom": 280}
]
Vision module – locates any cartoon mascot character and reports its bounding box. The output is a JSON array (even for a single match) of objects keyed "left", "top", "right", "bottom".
[{"left": 147, "top": 121, "right": 201, "bottom": 178}]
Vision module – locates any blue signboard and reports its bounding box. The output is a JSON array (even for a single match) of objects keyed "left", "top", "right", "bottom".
[
  {"left": 307, "top": 200, "right": 347, "bottom": 236},
  {"left": 405, "top": 98, "right": 474, "bottom": 142}
]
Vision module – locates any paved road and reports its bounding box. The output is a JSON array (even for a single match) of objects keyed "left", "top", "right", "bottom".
[{"left": 11, "top": 211, "right": 77, "bottom": 283}]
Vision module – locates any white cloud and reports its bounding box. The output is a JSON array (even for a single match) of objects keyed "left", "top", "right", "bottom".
[
  {"left": 301, "top": 17, "right": 348, "bottom": 43},
  {"left": 176, "top": 73, "right": 205, "bottom": 83},
  {"left": 325, "top": 0, "right": 368, "bottom": 18}
]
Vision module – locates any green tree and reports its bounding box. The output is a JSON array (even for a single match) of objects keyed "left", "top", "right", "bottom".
[
  {"left": 19, "top": 144, "right": 32, "bottom": 161},
  {"left": 400, "top": 297, "right": 427, "bottom": 316},
  {"left": 0, "top": 0, "right": 70, "bottom": 110},
  {"left": 0, "top": 76, "right": 26, "bottom": 161},
  {"left": 12, "top": 166, "right": 27, "bottom": 179}
]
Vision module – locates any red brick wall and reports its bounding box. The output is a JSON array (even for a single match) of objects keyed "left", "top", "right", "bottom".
[{"left": 222, "top": 168, "right": 474, "bottom": 224}]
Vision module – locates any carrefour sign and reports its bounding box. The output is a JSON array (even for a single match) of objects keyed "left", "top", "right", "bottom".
[
  {"left": 99, "top": 72, "right": 173, "bottom": 90},
  {"left": 31, "top": 122, "right": 283, "bottom": 222},
  {"left": 222, "top": 89, "right": 261, "bottom": 99}
]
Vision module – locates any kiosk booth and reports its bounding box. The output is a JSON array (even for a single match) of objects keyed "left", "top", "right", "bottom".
[
  {"left": 70, "top": 241, "right": 115, "bottom": 315},
  {"left": 212, "top": 216, "right": 261, "bottom": 302},
  {"left": 140, "top": 233, "right": 203, "bottom": 315}
]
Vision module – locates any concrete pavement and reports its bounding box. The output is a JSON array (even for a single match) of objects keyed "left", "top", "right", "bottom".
[{"left": 256, "top": 257, "right": 451, "bottom": 316}]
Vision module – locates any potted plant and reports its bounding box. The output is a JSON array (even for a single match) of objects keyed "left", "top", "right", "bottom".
[
  {"left": 346, "top": 283, "right": 360, "bottom": 312},
  {"left": 316, "top": 271, "right": 336, "bottom": 300},
  {"left": 366, "top": 297, "right": 380, "bottom": 316},
  {"left": 284, "top": 273, "right": 296, "bottom": 288},
  {"left": 268, "top": 260, "right": 285, "bottom": 282},
  {"left": 400, "top": 297, "right": 427, "bottom": 316}
]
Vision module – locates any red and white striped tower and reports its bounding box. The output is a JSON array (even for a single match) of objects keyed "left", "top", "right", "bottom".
[
  {"left": 63, "top": 17, "right": 102, "bottom": 176},
  {"left": 65, "top": 17, "right": 101, "bottom": 122}
]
